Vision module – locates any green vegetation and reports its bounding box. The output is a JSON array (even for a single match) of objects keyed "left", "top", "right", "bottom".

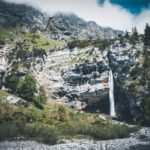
[
  {"left": 139, "top": 97, "right": 150, "bottom": 126},
  {"left": 143, "top": 23, "right": 150, "bottom": 47},
  {"left": 68, "top": 40, "right": 91, "bottom": 49},
  {"left": 25, "top": 34, "right": 64, "bottom": 51},
  {"left": 0, "top": 27, "right": 17, "bottom": 44},
  {"left": 143, "top": 23, "right": 150, "bottom": 68},
  {"left": 130, "top": 27, "right": 139, "bottom": 46},
  {"left": 6, "top": 73, "right": 20, "bottom": 93},
  {"left": 33, "top": 47, "right": 47, "bottom": 57},
  {"left": 0, "top": 90, "right": 138, "bottom": 144},
  {"left": 6, "top": 73, "right": 47, "bottom": 109},
  {"left": 138, "top": 24, "right": 150, "bottom": 126},
  {"left": 0, "top": 123, "right": 58, "bottom": 144},
  {"left": 0, "top": 27, "right": 64, "bottom": 49},
  {"left": 68, "top": 39, "right": 113, "bottom": 50},
  {"left": 17, "top": 74, "right": 37, "bottom": 101},
  {"left": 0, "top": 22, "right": 145, "bottom": 145},
  {"left": 35, "top": 86, "right": 47, "bottom": 108}
]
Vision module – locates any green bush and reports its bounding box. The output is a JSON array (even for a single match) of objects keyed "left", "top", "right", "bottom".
[
  {"left": 139, "top": 98, "right": 150, "bottom": 126},
  {"left": 67, "top": 39, "right": 112, "bottom": 50},
  {"left": 0, "top": 96, "right": 139, "bottom": 143},
  {"left": 5, "top": 73, "right": 20, "bottom": 92},
  {"left": 57, "top": 114, "right": 137, "bottom": 140},
  {"left": 58, "top": 106, "right": 68, "bottom": 122},
  {"left": 33, "top": 48, "right": 47, "bottom": 57},
  {"left": 36, "top": 86, "right": 47, "bottom": 104},
  {"left": 5, "top": 73, "right": 47, "bottom": 108},
  {"left": 0, "top": 122, "right": 58, "bottom": 144},
  {"left": 0, "top": 39, "right": 5, "bottom": 45},
  {"left": 68, "top": 40, "right": 91, "bottom": 49},
  {"left": 17, "top": 74, "right": 37, "bottom": 101}
]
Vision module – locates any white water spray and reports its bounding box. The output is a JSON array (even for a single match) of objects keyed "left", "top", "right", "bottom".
[{"left": 109, "top": 69, "right": 116, "bottom": 117}]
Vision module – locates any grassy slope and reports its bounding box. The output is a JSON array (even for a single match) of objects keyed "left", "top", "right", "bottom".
[
  {"left": 0, "top": 27, "right": 65, "bottom": 49},
  {"left": 0, "top": 90, "right": 139, "bottom": 144}
]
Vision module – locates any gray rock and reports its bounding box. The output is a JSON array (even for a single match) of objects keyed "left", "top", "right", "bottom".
[
  {"left": 5, "top": 95, "right": 27, "bottom": 105},
  {"left": 0, "top": 128, "right": 150, "bottom": 150}
]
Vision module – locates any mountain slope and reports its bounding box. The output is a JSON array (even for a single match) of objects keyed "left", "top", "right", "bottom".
[
  {"left": 46, "top": 13, "right": 124, "bottom": 41},
  {"left": 0, "top": 0, "right": 124, "bottom": 40},
  {"left": 1, "top": 0, "right": 149, "bottom": 123},
  {"left": 0, "top": 0, "right": 47, "bottom": 32}
]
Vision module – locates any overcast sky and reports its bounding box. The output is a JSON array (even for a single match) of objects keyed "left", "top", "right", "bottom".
[{"left": 4, "top": 0, "right": 150, "bottom": 33}]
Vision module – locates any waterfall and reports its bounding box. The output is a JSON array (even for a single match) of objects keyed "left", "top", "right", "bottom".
[{"left": 109, "top": 69, "right": 116, "bottom": 117}]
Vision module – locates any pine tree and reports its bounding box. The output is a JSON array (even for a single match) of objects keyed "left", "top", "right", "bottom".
[
  {"left": 144, "top": 23, "right": 150, "bottom": 47},
  {"left": 143, "top": 24, "right": 150, "bottom": 68},
  {"left": 130, "top": 27, "right": 139, "bottom": 46},
  {"left": 124, "top": 31, "right": 130, "bottom": 40}
]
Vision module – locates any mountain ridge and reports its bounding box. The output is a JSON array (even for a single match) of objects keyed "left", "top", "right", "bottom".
[{"left": 0, "top": 0, "right": 124, "bottom": 41}]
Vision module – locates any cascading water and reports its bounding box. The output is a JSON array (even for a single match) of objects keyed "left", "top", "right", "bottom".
[{"left": 109, "top": 68, "right": 116, "bottom": 117}]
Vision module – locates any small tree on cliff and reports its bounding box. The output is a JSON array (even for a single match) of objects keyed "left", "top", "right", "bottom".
[
  {"left": 143, "top": 23, "right": 150, "bottom": 47},
  {"left": 6, "top": 73, "right": 20, "bottom": 93},
  {"left": 130, "top": 27, "right": 139, "bottom": 46},
  {"left": 124, "top": 31, "right": 130, "bottom": 40},
  {"left": 17, "top": 74, "right": 37, "bottom": 101},
  {"left": 58, "top": 106, "right": 68, "bottom": 122},
  {"left": 35, "top": 86, "right": 47, "bottom": 108}
]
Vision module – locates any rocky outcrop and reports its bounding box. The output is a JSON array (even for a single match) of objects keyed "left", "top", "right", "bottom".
[
  {"left": 32, "top": 46, "right": 110, "bottom": 112},
  {"left": 0, "top": 0, "right": 149, "bottom": 122},
  {"left": 0, "top": 44, "right": 10, "bottom": 88},
  {"left": 31, "top": 40, "right": 149, "bottom": 120},
  {"left": 47, "top": 13, "right": 124, "bottom": 41},
  {"left": 5, "top": 95, "right": 27, "bottom": 105},
  {"left": 108, "top": 40, "right": 149, "bottom": 121},
  {"left": 1, "top": 38, "right": 148, "bottom": 121}
]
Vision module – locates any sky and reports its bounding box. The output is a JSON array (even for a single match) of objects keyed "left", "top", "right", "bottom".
[{"left": 4, "top": 0, "right": 150, "bottom": 33}]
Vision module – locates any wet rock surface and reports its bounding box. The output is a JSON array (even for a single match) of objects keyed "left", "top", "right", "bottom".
[
  {"left": 0, "top": 128, "right": 150, "bottom": 150},
  {"left": 109, "top": 41, "right": 149, "bottom": 120}
]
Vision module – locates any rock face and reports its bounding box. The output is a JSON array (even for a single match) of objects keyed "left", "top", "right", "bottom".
[
  {"left": 1, "top": 40, "right": 148, "bottom": 121},
  {"left": 108, "top": 41, "right": 149, "bottom": 121},
  {"left": 0, "top": 38, "right": 149, "bottom": 122},
  {"left": 5, "top": 95, "right": 27, "bottom": 105},
  {"left": 0, "top": 0, "right": 149, "bottom": 121},
  {"left": 0, "top": 0, "right": 47, "bottom": 33},
  {"left": 32, "top": 40, "right": 149, "bottom": 120},
  {"left": 0, "top": 44, "right": 10, "bottom": 88},
  {"left": 47, "top": 13, "right": 124, "bottom": 41},
  {"left": 32, "top": 46, "right": 110, "bottom": 113}
]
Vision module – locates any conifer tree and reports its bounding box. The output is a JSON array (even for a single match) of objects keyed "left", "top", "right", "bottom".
[{"left": 143, "top": 23, "right": 150, "bottom": 47}]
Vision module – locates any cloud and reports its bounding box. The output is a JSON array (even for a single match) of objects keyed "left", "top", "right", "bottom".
[
  {"left": 3, "top": 0, "right": 150, "bottom": 33},
  {"left": 99, "top": 0, "right": 150, "bottom": 14}
]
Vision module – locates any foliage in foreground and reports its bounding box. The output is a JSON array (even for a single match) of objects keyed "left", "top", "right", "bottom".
[
  {"left": 0, "top": 122, "right": 58, "bottom": 144},
  {"left": 0, "top": 90, "right": 139, "bottom": 144}
]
